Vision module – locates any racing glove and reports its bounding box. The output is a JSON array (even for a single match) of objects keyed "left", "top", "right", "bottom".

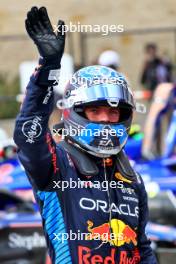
[{"left": 25, "top": 6, "right": 65, "bottom": 86}]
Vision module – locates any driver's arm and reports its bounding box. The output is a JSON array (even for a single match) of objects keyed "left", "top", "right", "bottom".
[{"left": 13, "top": 6, "right": 65, "bottom": 190}]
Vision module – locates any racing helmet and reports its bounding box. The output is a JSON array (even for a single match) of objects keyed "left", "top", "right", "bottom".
[{"left": 59, "top": 65, "right": 135, "bottom": 158}]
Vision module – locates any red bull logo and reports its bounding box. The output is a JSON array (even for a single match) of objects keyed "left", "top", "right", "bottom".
[
  {"left": 78, "top": 246, "right": 140, "bottom": 264},
  {"left": 85, "top": 219, "right": 137, "bottom": 247}
]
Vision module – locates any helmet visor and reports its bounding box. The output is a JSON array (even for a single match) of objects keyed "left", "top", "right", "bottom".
[{"left": 58, "top": 84, "right": 135, "bottom": 109}]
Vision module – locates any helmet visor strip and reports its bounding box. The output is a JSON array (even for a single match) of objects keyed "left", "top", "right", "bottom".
[{"left": 57, "top": 84, "right": 135, "bottom": 109}]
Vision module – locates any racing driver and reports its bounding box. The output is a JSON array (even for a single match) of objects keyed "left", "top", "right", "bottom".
[{"left": 14, "top": 6, "right": 157, "bottom": 264}]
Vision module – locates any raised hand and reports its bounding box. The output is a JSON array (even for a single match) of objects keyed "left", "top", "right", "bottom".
[{"left": 25, "top": 6, "right": 65, "bottom": 63}]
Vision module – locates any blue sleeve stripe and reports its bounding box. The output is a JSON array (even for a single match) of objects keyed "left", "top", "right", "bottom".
[
  {"left": 55, "top": 250, "right": 72, "bottom": 263},
  {"left": 37, "top": 191, "right": 72, "bottom": 264},
  {"left": 43, "top": 201, "right": 59, "bottom": 218},
  {"left": 46, "top": 217, "right": 62, "bottom": 233},
  {"left": 53, "top": 241, "right": 69, "bottom": 251},
  {"left": 55, "top": 244, "right": 69, "bottom": 256},
  {"left": 43, "top": 195, "right": 58, "bottom": 210},
  {"left": 45, "top": 210, "right": 61, "bottom": 226},
  {"left": 60, "top": 259, "right": 72, "bottom": 264}
]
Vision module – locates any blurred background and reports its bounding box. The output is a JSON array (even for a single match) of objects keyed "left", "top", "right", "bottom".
[
  {"left": 0, "top": 1, "right": 176, "bottom": 263},
  {"left": 1, "top": 0, "right": 176, "bottom": 132}
]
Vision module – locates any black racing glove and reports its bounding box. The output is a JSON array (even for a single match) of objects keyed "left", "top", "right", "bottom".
[{"left": 25, "top": 6, "right": 65, "bottom": 86}]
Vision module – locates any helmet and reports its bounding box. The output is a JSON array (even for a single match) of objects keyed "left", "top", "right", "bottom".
[{"left": 59, "top": 65, "right": 135, "bottom": 158}]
